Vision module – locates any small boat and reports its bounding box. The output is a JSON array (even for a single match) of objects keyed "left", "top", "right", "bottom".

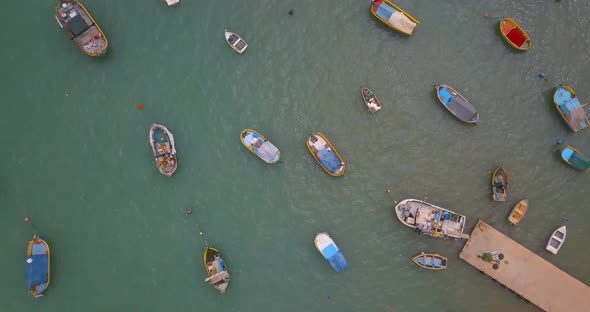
[
  {"left": 412, "top": 252, "right": 447, "bottom": 270},
  {"left": 434, "top": 84, "right": 479, "bottom": 124},
  {"left": 26, "top": 234, "right": 50, "bottom": 298},
  {"left": 508, "top": 199, "right": 528, "bottom": 225},
  {"left": 240, "top": 129, "right": 281, "bottom": 164},
  {"left": 546, "top": 226, "right": 566, "bottom": 255},
  {"left": 499, "top": 18, "right": 531, "bottom": 51},
  {"left": 553, "top": 85, "right": 589, "bottom": 132},
  {"left": 55, "top": 0, "right": 108, "bottom": 56},
  {"left": 224, "top": 29, "right": 248, "bottom": 54},
  {"left": 149, "top": 124, "right": 178, "bottom": 176},
  {"left": 560, "top": 146, "right": 590, "bottom": 172},
  {"left": 314, "top": 232, "right": 348, "bottom": 272},
  {"left": 491, "top": 166, "right": 509, "bottom": 202},
  {"left": 164, "top": 0, "right": 180, "bottom": 6},
  {"left": 370, "top": 0, "right": 420, "bottom": 36},
  {"left": 203, "top": 247, "right": 230, "bottom": 293},
  {"left": 306, "top": 132, "right": 345, "bottom": 176},
  {"left": 361, "top": 88, "right": 383, "bottom": 113},
  {"left": 394, "top": 199, "right": 469, "bottom": 239}
]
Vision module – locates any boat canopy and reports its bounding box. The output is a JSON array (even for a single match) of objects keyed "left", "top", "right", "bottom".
[
  {"left": 204, "top": 271, "right": 229, "bottom": 284},
  {"left": 65, "top": 14, "right": 89, "bottom": 37},
  {"left": 555, "top": 87, "right": 589, "bottom": 130},
  {"left": 257, "top": 141, "right": 279, "bottom": 163},
  {"left": 26, "top": 255, "right": 48, "bottom": 289},
  {"left": 326, "top": 251, "right": 348, "bottom": 272},
  {"left": 317, "top": 149, "right": 341, "bottom": 173}
]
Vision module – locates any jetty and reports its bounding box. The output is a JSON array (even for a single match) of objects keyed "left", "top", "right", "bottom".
[{"left": 459, "top": 220, "right": 590, "bottom": 312}]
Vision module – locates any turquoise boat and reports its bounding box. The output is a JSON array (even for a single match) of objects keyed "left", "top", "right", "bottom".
[
  {"left": 560, "top": 146, "right": 590, "bottom": 172},
  {"left": 553, "top": 85, "right": 589, "bottom": 133},
  {"left": 435, "top": 84, "right": 479, "bottom": 124}
]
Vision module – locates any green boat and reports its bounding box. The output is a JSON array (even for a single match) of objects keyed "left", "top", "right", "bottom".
[{"left": 560, "top": 146, "right": 590, "bottom": 172}]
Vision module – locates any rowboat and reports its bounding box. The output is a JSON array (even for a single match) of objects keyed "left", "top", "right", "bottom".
[
  {"left": 370, "top": 0, "right": 420, "bottom": 36},
  {"left": 55, "top": 0, "right": 108, "bottom": 56},
  {"left": 434, "top": 84, "right": 479, "bottom": 124},
  {"left": 314, "top": 232, "right": 348, "bottom": 272},
  {"left": 203, "top": 247, "right": 230, "bottom": 293},
  {"left": 26, "top": 234, "right": 50, "bottom": 298},
  {"left": 306, "top": 132, "right": 345, "bottom": 176},
  {"left": 508, "top": 199, "right": 528, "bottom": 225},
  {"left": 240, "top": 129, "right": 281, "bottom": 164},
  {"left": 394, "top": 199, "right": 469, "bottom": 239},
  {"left": 553, "top": 85, "right": 589, "bottom": 132},
  {"left": 224, "top": 29, "right": 248, "bottom": 54},
  {"left": 499, "top": 18, "right": 531, "bottom": 51},
  {"left": 546, "top": 226, "right": 566, "bottom": 255},
  {"left": 361, "top": 88, "right": 383, "bottom": 113},
  {"left": 491, "top": 166, "right": 509, "bottom": 202},
  {"left": 149, "top": 124, "right": 178, "bottom": 176},
  {"left": 560, "top": 145, "right": 590, "bottom": 172},
  {"left": 412, "top": 252, "right": 447, "bottom": 270}
]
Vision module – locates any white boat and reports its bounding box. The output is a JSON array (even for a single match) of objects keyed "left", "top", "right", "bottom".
[
  {"left": 314, "top": 232, "right": 348, "bottom": 272},
  {"left": 224, "top": 29, "right": 248, "bottom": 54},
  {"left": 149, "top": 124, "right": 178, "bottom": 176},
  {"left": 546, "top": 226, "right": 566, "bottom": 254},
  {"left": 394, "top": 199, "right": 469, "bottom": 239},
  {"left": 164, "top": 0, "right": 180, "bottom": 6}
]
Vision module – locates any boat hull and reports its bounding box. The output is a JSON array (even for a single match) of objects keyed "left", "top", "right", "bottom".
[
  {"left": 224, "top": 30, "right": 248, "bottom": 54},
  {"left": 546, "top": 226, "right": 566, "bottom": 254},
  {"left": 149, "top": 124, "right": 178, "bottom": 176},
  {"left": 508, "top": 199, "right": 528, "bottom": 225},
  {"left": 203, "top": 247, "right": 230, "bottom": 293},
  {"left": 361, "top": 88, "right": 383, "bottom": 113},
  {"left": 491, "top": 166, "right": 509, "bottom": 202},
  {"left": 240, "top": 129, "right": 281, "bottom": 164},
  {"left": 370, "top": 0, "right": 420, "bottom": 36},
  {"left": 560, "top": 146, "right": 590, "bottom": 172},
  {"left": 26, "top": 235, "right": 50, "bottom": 298},
  {"left": 55, "top": 1, "right": 108, "bottom": 56},
  {"left": 394, "top": 199, "right": 468, "bottom": 239},
  {"left": 435, "top": 85, "right": 479, "bottom": 124},
  {"left": 499, "top": 18, "right": 531, "bottom": 51},
  {"left": 553, "top": 85, "right": 589, "bottom": 132},
  {"left": 412, "top": 252, "right": 447, "bottom": 270},
  {"left": 306, "top": 132, "right": 345, "bottom": 176}
]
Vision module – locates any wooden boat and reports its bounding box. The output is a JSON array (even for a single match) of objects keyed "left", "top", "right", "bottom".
[
  {"left": 149, "top": 124, "right": 178, "bottom": 176},
  {"left": 560, "top": 146, "right": 590, "bottom": 172},
  {"left": 240, "top": 129, "right": 281, "bottom": 164},
  {"left": 553, "top": 85, "right": 589, "bottom": 132},
  {"left": 394, "top": 199, "right": 469, "bottom": 239},
  {"left": 314, "top": 232, "right": 348, "bottom": 272},
  {"left": 55, "top": 0, "right": 108, "bottom": 56},
  {"left": 508, "top": 199, "right": 528, "bottom": 225},
  {"left": 499, "top": 18, "right": 531, "bottom": 51},
  {"left": 203, "top": 247, "right": 230, "bottom": 293},
  {"left": 491, "top": 166, "right": 509, "bottom": 202},
  {"left": 546, "top": 226, "right": 566, "bottom": 255},
  {"left": 412, "top": 252, "right": 447, "bottom": 270},
  {"left": 361, "top": 88, "right": 383, "bottom": 113},
  {"left": 370, "top": 0, "right": 420, "bottom": 36},
  {"left": 26, "top": 234, "right": 50, "bottom": 298},
  {"left": 306, "top": 132, "right": 345, "bottom": 176},
  {"left": 434, "top": 84, "right": 479, "bottom": 124},
  {"left": 224, "top": 29, "right": 248, "bottom": 54}
]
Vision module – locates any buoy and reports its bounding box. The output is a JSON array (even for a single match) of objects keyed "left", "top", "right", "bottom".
[
  {"left": 185, "top": 208, "right": 192, "bottom": 214},
  {"left": 138, "top": 104, "right": 144, "bottom": 110},
  {"left": 539, "top": 73, "right": 545, "bottom": 79},
  {"left": 386, "top": 188, "right": 391, "bottom": 193},
  {"left": 557, "top": 138, "right": 563, "bottom": 145},
  {"left": 483, "top": 12, "right": 489, "bottom": 17},
  {"left": 24, "top": 217, "right": 30, "bottom": 222},
  {"left": 199, "top": 232, "right": 203, "bottom": 235},
  {"left": 288, "top": 9, "right": 294, "bottom": 16}
]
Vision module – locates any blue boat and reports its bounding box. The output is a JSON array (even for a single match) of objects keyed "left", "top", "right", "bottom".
[
  {"left": 26, "top": 234, "right": 50, "bottom": 298},
  {"left": 306, "top": 132, "right": 345, "bottom": 176},
  {"left": 240, "top": 129, "right": 281, "bottom": 164},
  {"left": 435, "top": 84, "right": 479, "bottom": 124},
  {"left": 314, "top": 232, "right": 348, "bottom": 272},
  {"left": 560, "top": 146, "right": 590, "bottom": 172},
  {"left": 553, "top": 85, "right": 589, "bottom": 133}
]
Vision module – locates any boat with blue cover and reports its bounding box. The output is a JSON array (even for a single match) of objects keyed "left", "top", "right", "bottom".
[
  {"left": 240, "top": 129, "right": 281, "bottom": 164},
  {"left": 435, "top": 84, "right": 479, "bottom": 124},
  {"left": 149, "top": 124, "right": 177, "bottom": 176},
  {"left": 560, "top": 146, "right": 590, "bottom": 172},
  {"left": 203, "top": 247, "right": 230, "bottom": 293},
  {"left": 314, "top": 232, "right": 348, "bottom": 272},
  {"left": 55, "top": 0, "right": 108, "bottom": 56},
  {"left": 553, "top": 85, "right": 589, "bottom": 132},
  {"left": 370, "top": 0, "right": 420, "bottom": 36},
  {"left": 306, "top": 132, "right": 345, "bottom": 176},
  {"left": 395, "top": 199, "right": 469, "bottom": 239},
  {"left": 26, "top": 234, "right": 50, "bottom": 298},
  {"left": 412, "top": 252, "right": 447, "bottom": 270},
  {"left": 491, "top": 166, "right": 509, "bottom": 202}
]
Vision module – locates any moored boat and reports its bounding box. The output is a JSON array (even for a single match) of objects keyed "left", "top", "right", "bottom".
[
  {"left": 361, "top": 87, "right": 383, "bottom": 113},
  {"left": 546, "top": 226, "right": 566, "bottom": 255},
  {"left": 560, "top": 146, "right": 590, "bottom": 172},
  {"left": 412, "top": 252, "right": 447, "bottom": 270},
  {"left": 434, "top": 84, "right": 479, "bottom": 124},
  {"left": 553, "top": 85, "right": 589, "bottom": 132},
  {"left": 314, "top": 232, "right": 348, "bottom": 272},
  {"left": 224, "top": 29, "right": 248, "bottom": 54},
  {"left": 491, "top": 166, "right": 509, "bottom": 202},
  {"left": 370, "top": 0, "right": 420, "bottom": 36},
  {"left": 55, "top": 0, "right": 108, "bottom": 56},
  {"left": 499, "top": 18, "right": 531, "bottom": 51},
  {"left": 508, "top": 199, "right": 528, "bottom": 225},
  {"left": 164, "top": 0, "right": 180, "bottom": 6},
  {"left": 306, "top": 132, "right": 345, "bottom": 176},
  {"left": 26, "top": 234, "right": 50, "bottom": 298},
  {"left": 240, "top": 129, "right": 281, "bottom": 164},
  {"left": 394, "top": 199, "right": 469, "bottom": 239},
  {"left": 203, "top": 247, "right": 230, "bottom": 293},
  {"left": 149, "top": 124, "right": 178, "bottom": 176}
]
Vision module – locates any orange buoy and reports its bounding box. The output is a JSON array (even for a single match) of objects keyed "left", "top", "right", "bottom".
[
  {"left": 24, "top": 217, "right": 30, "bottom": 222},
  {"left": 483, "top": 12, "right": 489, "bottom": 17},
  {"left": 138, "top": 104, "right": 144, "bottom": 110}
]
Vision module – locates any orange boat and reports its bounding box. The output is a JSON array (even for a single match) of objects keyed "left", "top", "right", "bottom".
[{"left": 499, "top": 18, "right": 531, "bottom": 51}]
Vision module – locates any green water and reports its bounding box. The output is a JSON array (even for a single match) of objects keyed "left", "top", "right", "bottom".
[{"left": 1, "top": 1, "right": 589, "bottom": 311}]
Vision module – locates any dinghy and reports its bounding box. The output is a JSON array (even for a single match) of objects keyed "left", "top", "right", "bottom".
[
  {"left": 499, "top": 18, "right": 531, "bottom": 51},
  {"left": 412, "top": 252, "right": 447, "bottom": 270},
  {"left": 240, "top": 129, "right": 281, "bottom": 164},
  {"left": 314, "top": 232, "right": 348, "bottom": 272},
  {"left": 435, "top": 84, "right": 479, "bottom": 124},
  {"left": 224, "top": 29, "right": 248, "bottom": 54},
  {"left": 491, "top": 166, "right": 509, "bottom": 202},
  {"left": 546, "top": 226, "right": 566, "bottom": 255},
  {"left": 26, "top": 234, "right": 50, "bottom": 298},
  {"left": 394, "top": 199, "right": 469, "bottom": 239},
  {"left": 553, "top": 85, "right": 589, "bottom": 133},
  {"left": 306, "top": 132, "right": 345, "bottom": 176},
  {"left": 149, "top": 124, "right": 178, "bottom": 176},
  {"left": 361, "top": 87, "right": 383, "bottom": 113},
  {"left": 55, "top": 0, "right": 108, "bottom": 56},
  {"left": 203, "top": 247, "right": 230, "bottom": 293},
  {"left": 508, "top": 199, "right": 528, "bottom": 225},
  {"left": 560, "top": 146, "right": 590, "bottom": 172},
  {"left": 370, "top": 0, "right": 420, "bottom": 36}
]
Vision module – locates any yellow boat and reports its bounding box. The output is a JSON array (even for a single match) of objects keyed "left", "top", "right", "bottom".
[
  {"left": 55, "top": 0, "right": 108, "bottom": 56},
  {"left": 370, "top": 0, "right": 420, "bottom": 36},
  {"left": 203, "top": 247, "right": 229, "bottom": 293},
  {"left": 508, "top": 199, "right": 528, "bottom": 225},
  {"left": 306, "top": 132, "right": 345, "bottom": 176},
  {"left": 26, "top": 234, "right": 50, "bottom": 298},
  {"left": 499, "top": 18, "right": 531, "bottom": 51}
]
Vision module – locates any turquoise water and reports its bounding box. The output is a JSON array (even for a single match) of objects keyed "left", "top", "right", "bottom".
[{"left": 1, "top": 0, "right": 589, "bottom": 311}]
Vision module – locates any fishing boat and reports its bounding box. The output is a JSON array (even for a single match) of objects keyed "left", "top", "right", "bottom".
[
  {"left": 203, "top": 247, "right": 230, "bottom": 293},
  {"left": 394, "top": 199, "right": 469, "bottom": 239},
  {"left": 560, "top": 146, "right": 590, "bottom": 172},
  {"left": 149, "top": 124, "right": 178, "bottom": 176},
  {"left": 491, "top": 166, "right": 509, "bottom": 202},
  {"left": 54, "top": 0, "right": 108, "bottom": 56},
  {"left": 306, "top": 132, "right": 345, "bottom": 176},
  {"left": 412, "top": 252, "right": 447, "bottom": 270},
  {"left": 499, "top": 18, "right": 531, "bottom": 51},
  {"left": 546, "top": 226, "right": 566, "bottom": 255},
  {"left": 26, "top": 234, "right": 50, "bottom": 298},
  {"left": 370, "top": 0, "right": 420, "bottom": 36},
  {"left": 224, "top": 29, "right": 248, "bottom": 54},
  {"left": 434, "top": 84, "right": 479, "bottom": 124},
  {"left": 314, "top": 232, "right": 348, "bottom": 272},
  {"left": 508, "top": 199, "right": 528, "bottom": 225},
  {"left": 361, "top": 88, "right": 383, "bottom": 113},
  {"left": 553, "top": 85, "right": 589, "bottom": 132},
  {"left": 240, "top": 129, "right": 281, "bottom": 164}
]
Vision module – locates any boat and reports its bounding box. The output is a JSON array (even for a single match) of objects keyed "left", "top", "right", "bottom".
[
  {"left": 553, "top": 85, "right": 589, "bottom": 132},
  {"left": 361, "top": 88, "right": 383, "bottom": 113},
  {"left": 508, "top": 199, "right": 528, "bottom": 225},
  {"left": 560, "top": 146, "right": 590, "bottom": 172},
  {"left": 546, "top": 226, "right": 566, "bottom": 255},
  {"left": 224, "top": 29, "right": 248, "bottom": 54},
  {"left": 314, "top": 232, "right": 348, "bottom": 272},
  {"left": 149, "top": 124, "right": 178, "bottom": 176},
  {"left": 499, "top": 18, "right": 531, "bottom": 51},
  {"left": 26, "top": 234, "right": 50, "bottom": 298},
  {"left": 412, "top": 252, "right": 447, "bottom": 270},
  {"left": 164, "top": 0, "right": 180, "bottom": 6},
  {"left": 240, "top": 129, "right": 281, "bottom": 164},
  {"left": 394, "top": 199, "right": 469, "bottom": 239},
  {"left": 203, "top": 247, "right": 230, "bottom": 293},
  {"left": 55, "top": 0, "right": 108, "bottom": 56},
  {"left": 370, "top": 0, "right": 420, "bottom": 36},
  {"left": 434, "top": 84, "right": 479, "bottom": 124},
  {"left": 491, "top": 166, "right": 509, "bottom": 202},
  {"left": 306, "top": 132, "right": 345, "bottom": 176}
]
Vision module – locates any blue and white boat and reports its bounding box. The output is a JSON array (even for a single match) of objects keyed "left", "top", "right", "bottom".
[
  {"left": 240, "top": 129, "right": 281, "bottom": 164},
  {"left": 435, "top": 84, "right": 479, "bottom": 124},
  {"left": 553, "top": 85, "right": 589, "bottom": 133},
  {"left": 149, "top": 124, "right": 177, "bottom": 176},
  {"left": 26, "top": 234, "right": 50, "bottom": 298},
  {"left": 314, "top": 232, "right": 348, "bottom": 272},
  {"left": 560, "top": 146, "right": 590, "bottom": 172},
  {"left": 306, "top": 132, "right": 345, "bottom": 176}
]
